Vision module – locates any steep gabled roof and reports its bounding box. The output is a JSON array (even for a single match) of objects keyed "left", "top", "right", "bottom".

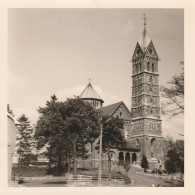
[
  {"left": 132, "top": 28, "right": 159, "bottom": 60},
  {"left": 99, "top": 101, "right": 122, "bottom": 116},
  {"left": 80, "top": 82, "right": 103, "bottom": 102},
  {"left": 99, "top": 101, "right": 131, "bottom": 118},
  {"left": 138, "top": 28, "right": 151, "bottom": 52}
]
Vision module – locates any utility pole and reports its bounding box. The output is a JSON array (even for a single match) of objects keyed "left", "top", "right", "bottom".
[
  {"left": 98, "top": 122, "right": 103, "bottom": 185},
  {"left": 98, "top": 118, "right": 111, "bottom": 186}
]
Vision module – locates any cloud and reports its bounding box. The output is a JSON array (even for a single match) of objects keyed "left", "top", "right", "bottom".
[{"left": 162, "top": 115, "right": 184, "bottom": 140}]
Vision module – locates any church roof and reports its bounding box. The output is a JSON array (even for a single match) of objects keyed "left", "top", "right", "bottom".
[
  {"left": 95, "top": 141, "right": 140, "bottom": 152},
  {"left": 99, "top": 101, "right": 122, "bottom": 116},
  {"left": 99, "top": 101, "right": 131, "bottom": 117},
  {"left": 138, "top": 28, "right": 151, "bottom": 52},
  {"left": 80, "top": 81, "right": 103, "bottom": 102},
  {"left": 117, "top": 141, "right": 141, "bottom": 152}
]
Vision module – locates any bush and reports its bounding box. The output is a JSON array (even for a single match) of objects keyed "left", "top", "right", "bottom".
[
  {"left": 46, "top": 166, "right": 66, "bottom": 176},
  {"left": 163, "top": 169, "right": 168, "bottom": 174},
  {"left": 158, "top": 169, "right": 162, "bottom": 175},
  {"left": 141, "top": 155, "right": 149, "bottom": 172},
  {"left": 151, "top": 169, "right": 158, "bottom": 174}
]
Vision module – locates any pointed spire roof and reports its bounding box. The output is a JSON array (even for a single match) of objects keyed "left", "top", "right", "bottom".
[
  {"left": 80, "top": 81, "right": 104, "bottom": 102},
  {"left": 138, "top": 28, "right": 151, "bottom": 52},
  {"left": 138, "top": 14, "right": 151, "bottom": 52},
  {"left": 132, "top": 14, "right": 159, "bottom": 60}
]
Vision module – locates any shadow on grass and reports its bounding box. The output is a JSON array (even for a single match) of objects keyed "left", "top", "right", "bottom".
[{"left": 43, "top": 181, "right": 67, "bottom": 185}]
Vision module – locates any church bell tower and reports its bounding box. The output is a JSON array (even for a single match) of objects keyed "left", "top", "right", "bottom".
[{"left": 131, "top": 14, "right": 164, "bottom": 165}]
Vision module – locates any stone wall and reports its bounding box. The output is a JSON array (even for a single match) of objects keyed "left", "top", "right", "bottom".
[{"left": 7, "top": 115, "right": 17, "bottom": 181}]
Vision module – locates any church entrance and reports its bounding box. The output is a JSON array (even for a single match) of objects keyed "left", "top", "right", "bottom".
[
  {"left": 132, "top": 153, "right": 137, "bottom": 163},
  {"left": 119, "top": 152, "right": 124, "bottom": 165},
  {"left": 125, "top": 152, "right": 130, "bottom": 164}
]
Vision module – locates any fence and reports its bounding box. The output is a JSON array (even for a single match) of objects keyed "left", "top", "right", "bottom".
[{"left": 66, "top": 174, "right": 124, "bottom": 186}]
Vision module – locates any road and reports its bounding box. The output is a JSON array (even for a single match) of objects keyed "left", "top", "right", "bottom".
[
  {"left": 128, "top": 166, "right": 184, "bottom": 187},
  {"left": 18, "top": 166, "right": 184, "bottom": 187}
]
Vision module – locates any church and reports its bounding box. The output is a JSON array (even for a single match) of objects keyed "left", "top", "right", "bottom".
[{"left": 78, "top": 17, "right": 164, "bottom": 170}]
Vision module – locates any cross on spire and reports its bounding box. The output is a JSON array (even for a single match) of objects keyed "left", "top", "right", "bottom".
[{"left": 143, "top": 13, "right": 147, "bottom": 29}]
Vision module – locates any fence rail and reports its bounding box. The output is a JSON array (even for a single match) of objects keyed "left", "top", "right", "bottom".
[{"left": 68, "top": 174, "right": 124, "bottom": 182}]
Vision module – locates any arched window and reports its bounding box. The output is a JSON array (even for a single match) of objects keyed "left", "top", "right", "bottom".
[
  {"left": 132, "top": 153, "right": 137, "bottom": 163},
  {"left": 119, "top": 152, "right": 124, "bottom": 166},
  {"left": 139, "top": 63, "right": 141, "bottom": 72},
  {"left": 147, "top": 62, "right": 150, "bottom": 71},
  {"left": 151, "top": 152, "right": 154, "bottom": 158},
  {"left": 125, "top": 153, "right": 130, "bottom": 164},
  {"left": 136, "top": 64, "right": 138, "bottom": 73},
  {"left": 151, "top": 138, "right": 156, "bottom": 145},
  {"left": 152, "top": 63, "right": 155, "bottom": 72},
  {"left": 136, "top": 139, "right": 139, "bottom": 145}
]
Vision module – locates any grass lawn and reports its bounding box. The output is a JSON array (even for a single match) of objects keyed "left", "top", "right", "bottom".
[
  {"left": 12, "top": 165, "right": 124, "bottom": 179},
  {"left": 12, "top": 165, "right": 47, "bottom": 177}
]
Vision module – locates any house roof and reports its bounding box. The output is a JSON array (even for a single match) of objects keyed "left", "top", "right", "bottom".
[{"left": 80, "top": 82, "right": 103, "bottom": 102}]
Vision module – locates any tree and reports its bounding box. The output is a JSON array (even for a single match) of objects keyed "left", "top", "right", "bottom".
[
  {"left": 35, "top": 95, "right": 70, "bottom": 174},
  {"left": 164, "top": 136, "right": 184, "bottom": 178},
  {"left": 101, "top": 116, "right": 125, "bottom": 179},
  {"left": 60, "top": 97, "right": 100, "bottom": 175},
  {"left": 16, "top": 114, "right": 33, "bottom": 167},
  {"left": 35, "top": 96, "right": 100, "bottom": 175},
  {"left": 161, "top": 61, "right": 184, "bottom": 118},
  {"left": 141, "top": 155, "right": 149, "bottom": 172},
  {"left": 82, "top": 104, "right": 101, "bottom": 168},
  {"left": 7, "top": 104, "right": 14, "bottom": 117}
]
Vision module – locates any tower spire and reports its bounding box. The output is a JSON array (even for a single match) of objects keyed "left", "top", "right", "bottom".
[{"left": 143, "top": 13, "right": 147, "bottom": 30}]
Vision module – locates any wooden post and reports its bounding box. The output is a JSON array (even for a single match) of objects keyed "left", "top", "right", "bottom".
[{"left": 98, "top": 122, "right": 103, "bottom": 185}]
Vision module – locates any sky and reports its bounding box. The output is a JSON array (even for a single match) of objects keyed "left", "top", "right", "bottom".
[{"left": 8, "top": 8, "right": 184, "bottom": 139}]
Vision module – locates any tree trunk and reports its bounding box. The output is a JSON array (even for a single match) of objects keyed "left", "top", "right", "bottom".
[
  {"left": 92, "top": 142, "right": 96, "bottom": 169},
  {"left": 108, "top": 146, "right": 111, "bottom": 180},
  {"left": 67, "top": 154, "right": 71, "bottom": 173},
  {"left": 35, "top": 154, "right": 38, "bottom": 169},
  {"left": 90, "top": 142, "right": 93, "bottom": 169},
  {"left": 57, "top": 154, "right": 62, "bottom": 172},
  {"left": 73, "top": 143, "right": 77, "bottom": 175}
]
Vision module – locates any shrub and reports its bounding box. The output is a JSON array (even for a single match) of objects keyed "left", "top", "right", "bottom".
[{"left": 141, "top": 155, "right": 149, "bottom": 172}]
